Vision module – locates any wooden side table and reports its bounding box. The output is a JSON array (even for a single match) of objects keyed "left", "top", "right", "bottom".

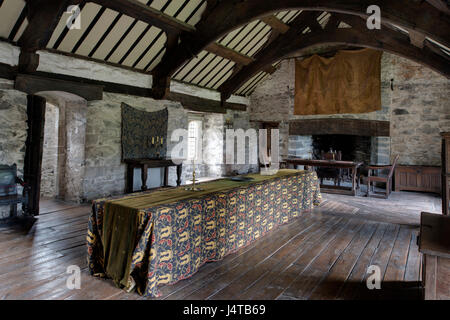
[
  {"left": 124, "top": 159, "right": 183, "bottom": 193},
  {"left": 418, "top": 212, "right": 450, "bottom": 300}
]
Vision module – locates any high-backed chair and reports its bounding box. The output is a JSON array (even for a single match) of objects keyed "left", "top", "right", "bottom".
[
  {"left": 0, "top": 164, "right": 29, "bottom": 218},
  {"left": 365, "top": 155, "right": 399, "bottom": 199}
]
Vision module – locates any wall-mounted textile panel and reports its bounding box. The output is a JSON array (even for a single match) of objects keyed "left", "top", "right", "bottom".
[
  {"left": 121, "top": 103, "right": 168, "bottom": 160},
  {"left": 295, "top": 48, "right": 382, "bottom": 115}
]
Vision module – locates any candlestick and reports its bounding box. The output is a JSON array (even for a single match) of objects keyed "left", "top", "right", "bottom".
[{"left": 185, "top": 158, "right": 203, "bottom": 191}]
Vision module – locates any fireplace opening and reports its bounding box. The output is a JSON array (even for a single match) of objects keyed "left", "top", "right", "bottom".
[{"left": 312, "top": 135, "right": 372, "bottom": 164}]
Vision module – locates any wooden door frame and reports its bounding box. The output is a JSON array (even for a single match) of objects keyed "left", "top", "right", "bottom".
[{"left": 23, "top": 94, "right": 46, "bottom": 216}]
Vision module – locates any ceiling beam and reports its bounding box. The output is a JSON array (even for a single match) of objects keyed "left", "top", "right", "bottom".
[
  {"left": 426, "top": 0, "right": 450, "bottom": 15},
  {"left": 261, "top": 16, "right": 290, "bottom": 34},
  {"left": 409, "top": 30, "right": 427, "bottom": 48},
  {"left": 18, "top": 0, "right": 75, "bottom": 52},
  {"left": 206, "top": 42, "right": 254, "bottom": 65},
  {"left": 89, "top": 0, "right": 195, "bottom": 34},
  {"left": 205, "top": 43, "right": 277, "bottom": 74},
  {"left": 18, "top": 0, "right": 77, "bottom": 73},
  {"left": 150, "top": 0, "right": 449, "bottom": 100},
  {"left": 1, "top": 65, "right": 247, "bottom": 112},
  {"left": 219, "top": 15, "right": 450, "bottom": 101}
]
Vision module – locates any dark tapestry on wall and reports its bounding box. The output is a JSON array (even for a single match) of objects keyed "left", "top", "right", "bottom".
[
  {"left": 294, "top": 48, "right": 382, "bottom": 115},
  {"left": 121, "top": 103, "right": 168, "bottom": 160}
]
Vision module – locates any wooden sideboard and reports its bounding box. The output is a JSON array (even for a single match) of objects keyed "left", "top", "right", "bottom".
[
  {"left": 442, "top": 132, "right": 450, "bottom": 215},
  {"left": 394, "top": 165, "right": 441, "bottom": 194},
  {"left": 124, "top": 159, "right": 183, "bottom": 194},
  {"left": 419, "top": 212, "right": 450, "bottom": 300}
]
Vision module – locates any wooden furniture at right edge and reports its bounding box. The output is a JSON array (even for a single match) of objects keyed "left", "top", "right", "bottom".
[
  {"left": 418, "top": 212, "right": 450, "bottom": 300},
  {"left": 442, "top": 132, "right": 450, "bottom": 216},
  {"left": 394, "top": 166, "right": 441, "bottom": 194}
]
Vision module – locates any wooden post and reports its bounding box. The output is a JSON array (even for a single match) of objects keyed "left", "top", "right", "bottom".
[{"left": 23, "top": 95, "right": 46, "bottom": 216}]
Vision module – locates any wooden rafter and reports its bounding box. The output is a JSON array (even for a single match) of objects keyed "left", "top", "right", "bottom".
[
  {"left": 88, "top": 0, "right": 195, "bottom": 34},
  {"left": 0, "top": 65, "right": 247, "bottom": 113},
  {"left": 150, "top": 0, "right": 449, "bottom": 99},
  {"left": 261, "top": 16, "right": 290, "bottom": 34},
  {"left": 17, "top": 0, "right": 79, "bottom": 73},
  {"left": 409, "top": 30, "right": 427, "bottom": 49},
  {"left": 13, "top": 0, "right": 450, "bottom": 99},
  {"left": 218, "top": 13, "right": 450, "bottom": 101},
  {"left": 205, "top": 43, "right": 277, "bottom": 74},
  {"left": 206, "top": 43, "right": 254, "bottom": 66},
  {"left": 426, "top": 0, "right": 450, "bottom": 15},
  {"left": 18, "top": 0, "right": 77, "bottom": 52}
]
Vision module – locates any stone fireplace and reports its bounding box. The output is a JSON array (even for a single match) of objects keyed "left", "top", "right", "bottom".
[
  {"left": 288, "top": 119, "right": 391, "bottom": 166},
  {"left": 312, "top": 135, "right": 372, "bottom": 164}
]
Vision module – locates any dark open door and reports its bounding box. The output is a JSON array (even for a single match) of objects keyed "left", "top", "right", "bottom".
[{"left": 23, "top": 95, "right": 46, "bottom": 216}]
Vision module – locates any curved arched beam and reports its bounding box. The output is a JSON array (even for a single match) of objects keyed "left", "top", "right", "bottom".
[
  {"left": 219, "top": 16, "right": 450, "bottom": 101},
  {"left": 151, "top": 0, "right": 450, "bottom": 99}
]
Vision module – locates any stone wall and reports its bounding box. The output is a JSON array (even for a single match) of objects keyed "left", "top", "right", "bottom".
[
  {"left": 184, "top": 110, "right": 259, "bottom": 180},
  {"left": 0, "top": 85, "right": 256, "bottom": 209},
  {"left": 0, "top": 42, "right": 257, "bottom": 216},
  {"left": 249, "top": 53, "right": 449, "bottom": 166},
  {"left": 41, "top": 103, "right": 59, "bottom": 199},
  {"left": 223, "top": 110, "right": 260, "bottom": 175},
  {"left": 389, "top": 55, "right": 450, "bottom": 166},
  {"left": 83, "top": 92, "right": 188, "bottom": 200}
]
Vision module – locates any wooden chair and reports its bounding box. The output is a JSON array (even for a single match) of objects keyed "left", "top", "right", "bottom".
[
  {"left": 0, "top": 164, "right": 29, "bottom": 219},
  {"left": 365, "top": 155, "right": 399, "bottom": 199}
]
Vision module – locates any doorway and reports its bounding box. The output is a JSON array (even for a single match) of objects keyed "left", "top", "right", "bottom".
[{"left": 24, "top": 91, "right": 87, "bottom": 215}]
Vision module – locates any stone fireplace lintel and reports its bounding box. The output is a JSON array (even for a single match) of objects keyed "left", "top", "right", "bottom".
[{"left": 289, "top": 118, "right": 390, "bottom": 137}]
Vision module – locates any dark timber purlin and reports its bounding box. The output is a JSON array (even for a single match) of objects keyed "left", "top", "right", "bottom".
[
  {"left": 0, "top": 62, "right": 247, "bottom": 113},
  {"left": 132, "top": 0, "right": 192, "bottom": 69},
  {"left": 141, "top": 0, "right": 203, "bottom": 71},
  {"left": 218, "top": 12, "right": 450, "bottom": 101},
  {"left": 3, "top": 0, "right": 450, "bottom": 100},
  {"left": 174, "top": 11, "right": 295, "bottom": 87},
  {"left": 204, "top": 20, "right": 269, "bottom": 89},
  {"left": 236, "top": 13, "right": 330, "bottom": 96},
  {"left": 173, "top": 9, "right": 289, "bottom": 88},
  {"left": 208, "top": 21, "right": 268, "bottom": 88},
  {"left": 199, "top": 12, "right": 292, "bottom": 91},
  {"left": 118, "top": 0, "right": 173, "bottom": 65},
  {"left": 94, "top": 0, "right": 154, "bottom": 61},
  {"left": 149, "top": 0, "right": 450, "bottom": 99}
]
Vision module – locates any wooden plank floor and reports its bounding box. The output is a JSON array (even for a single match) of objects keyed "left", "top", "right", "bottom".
[{"left": 0, "top": 192, "right": 433, "bottom": 300}]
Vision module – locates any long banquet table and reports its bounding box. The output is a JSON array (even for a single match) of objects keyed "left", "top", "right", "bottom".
[
  {"left": 87, "top": 169, "right": 321, "bottom": 297},
  {"left": 284, "top": 158, "right": 363, "bottom": 196}
]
